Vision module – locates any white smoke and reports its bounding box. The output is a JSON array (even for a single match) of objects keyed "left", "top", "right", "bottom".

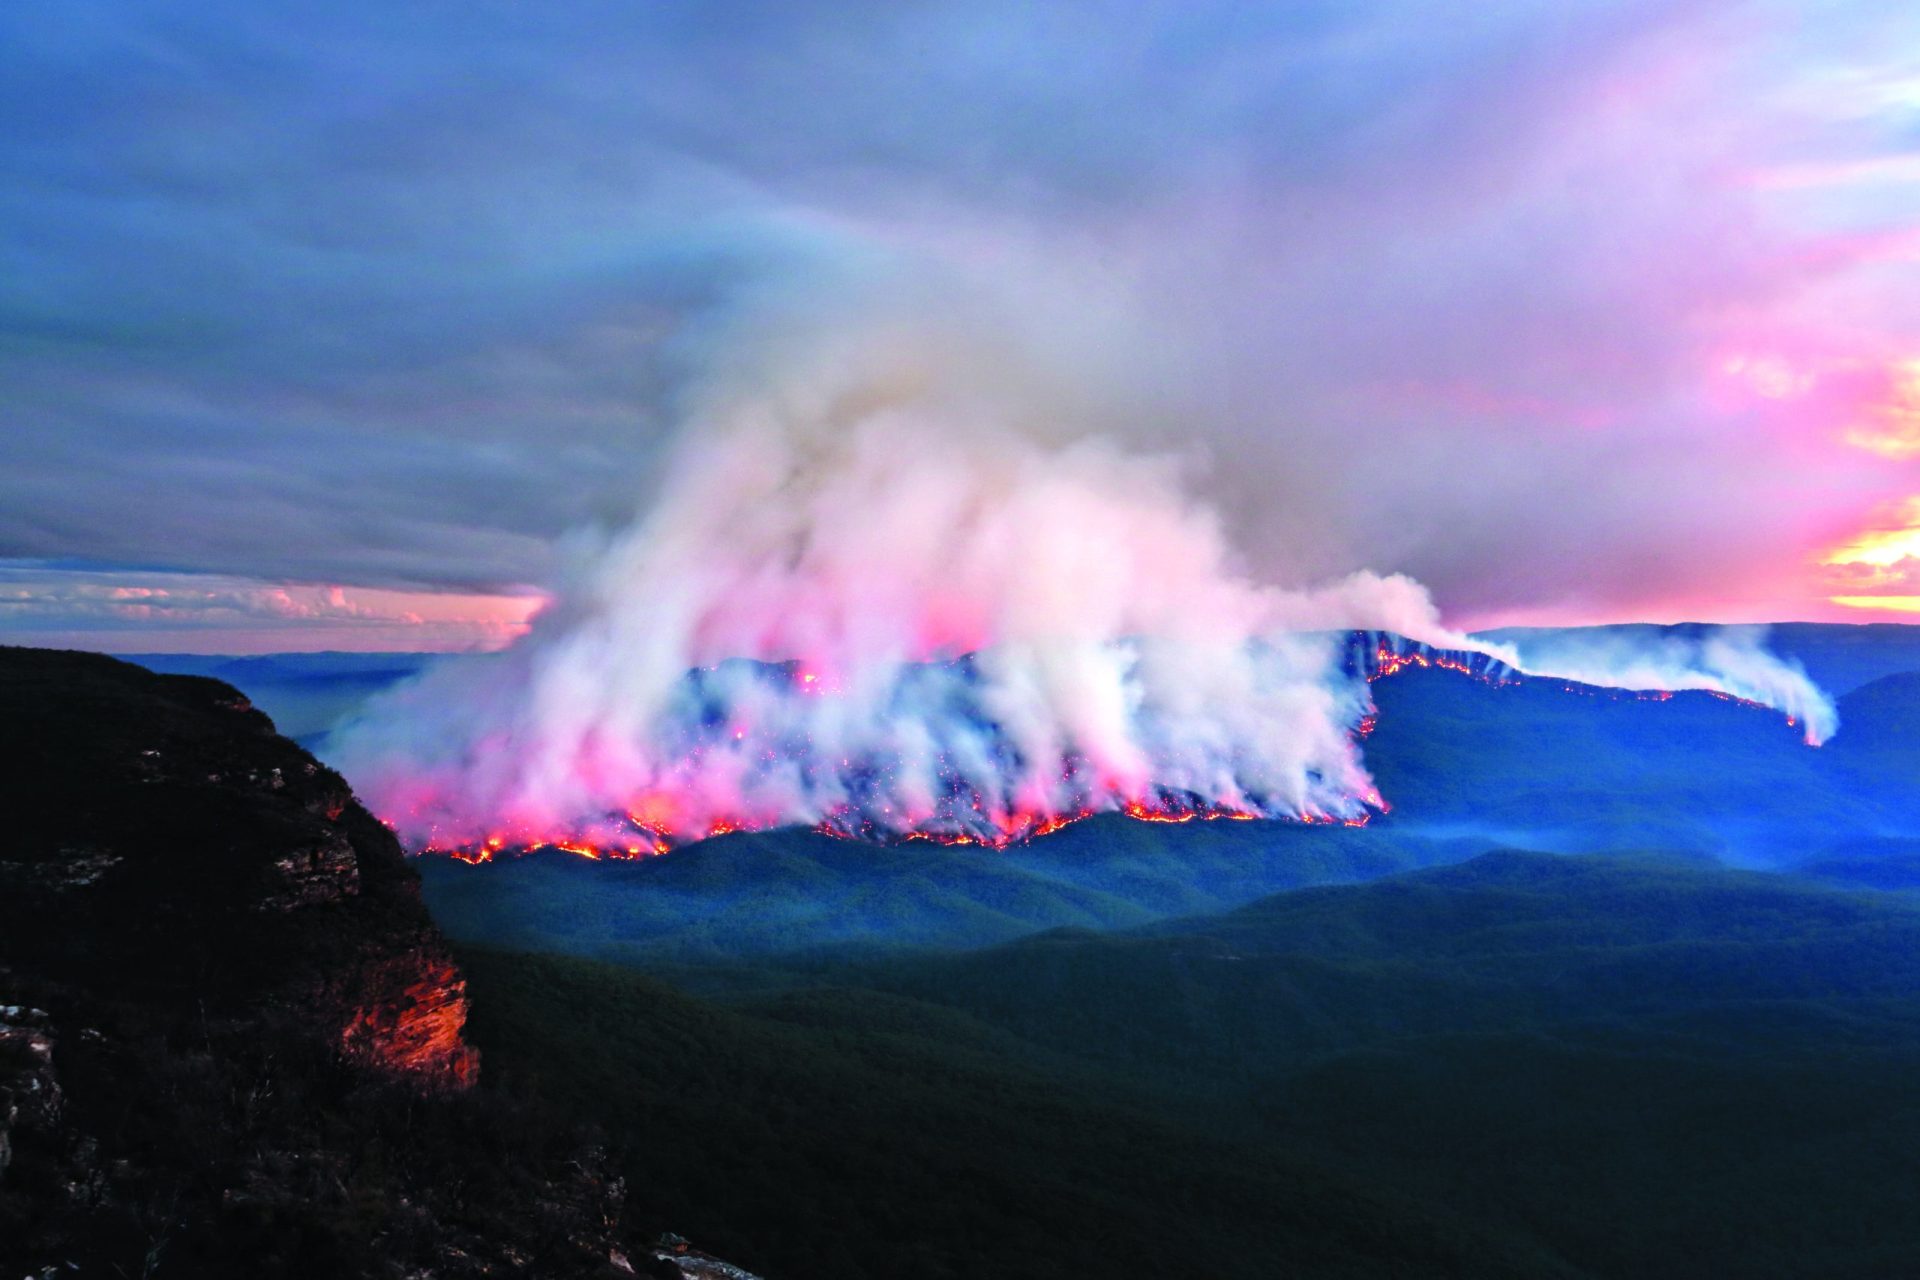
[
  {"left": 329, "top": 271, "right": 1834, "bottom": 852},
  {"left": 1475, "top": 626, "right": 1837, "bottom": 745}
]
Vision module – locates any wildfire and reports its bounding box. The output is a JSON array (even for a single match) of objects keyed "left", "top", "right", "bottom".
[
  {"left": 1121, "top": 799, "right": 1261, "bottom": 825},
  {"left": 1359, "top": 638, "right": 1514, "bottom": 685},
  {"left": 415, "top": 632, "right": 1759, "bottom": 865},
  {"left": 1029, "top": 812, "right": 1087, "bottom": 839}
]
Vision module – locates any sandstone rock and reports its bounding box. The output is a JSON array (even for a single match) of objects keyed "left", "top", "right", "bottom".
[{"left": 337, "top": 948, "right": 481, "bottom": 1088}]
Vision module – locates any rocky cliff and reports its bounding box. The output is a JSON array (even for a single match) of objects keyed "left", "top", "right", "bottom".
[{"left": 0, "top": 647, "right": 753, "bottom": 1278}]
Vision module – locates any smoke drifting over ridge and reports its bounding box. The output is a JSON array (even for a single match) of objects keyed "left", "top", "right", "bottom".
[{"left": 331, "top": 279, "right": 1836, "bottom": 854}]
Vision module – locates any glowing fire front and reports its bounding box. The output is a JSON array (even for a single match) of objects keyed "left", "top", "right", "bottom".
[
  {"left": 436, "top": 789, "right": 1362, "bottom": 864},
  {"left": 413, "top": 634, "right": 1518, "bottom": 863},
  {"left": 438, "top": 789, "right": 1374, "bottom": 864},
  {"left": 370, "top": 627, "right": 1824, "bottom": 867}
]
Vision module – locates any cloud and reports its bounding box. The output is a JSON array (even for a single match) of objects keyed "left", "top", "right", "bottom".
[
  {"left": 1, "top": 0, "right": 1918, "bottom": 633},
  {"left": 0, "top": 563, "right": 538, "bottom": 653}
]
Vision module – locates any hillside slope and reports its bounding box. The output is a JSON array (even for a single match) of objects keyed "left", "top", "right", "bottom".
[{"left": 470, "top": 853, "right": 1920, "bottom": 1279}]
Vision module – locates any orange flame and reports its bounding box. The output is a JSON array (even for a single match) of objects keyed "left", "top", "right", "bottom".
[{"left": 423, "top": 637, "right": 1748, "bottom": 865}]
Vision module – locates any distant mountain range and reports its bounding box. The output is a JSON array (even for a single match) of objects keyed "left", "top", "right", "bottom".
[{"left": 125, "top": 650, "right": 437, "bottom": 742}]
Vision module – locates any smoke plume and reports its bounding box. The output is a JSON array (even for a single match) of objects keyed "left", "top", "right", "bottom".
[
  {"left": 1481, "top": 626, "right": 1837, "bottom": 744},
  {"left": 331, "top": 275, "right": 1835, "bottom": 854}
]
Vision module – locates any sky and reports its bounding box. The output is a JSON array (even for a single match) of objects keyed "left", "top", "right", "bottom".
[{"left": 4, "top": 0, "right": 1920, "bottom": 652}]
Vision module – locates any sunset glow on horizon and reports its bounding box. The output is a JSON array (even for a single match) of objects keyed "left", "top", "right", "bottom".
[{"left": 0, "top": 565, "right": 546, "bottom": 654}]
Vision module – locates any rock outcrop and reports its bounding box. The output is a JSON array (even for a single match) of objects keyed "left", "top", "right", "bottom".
[
  {"left": 0, "top": 646, "right": 478, "bottom": 1091},
  {"left": 0, "top": 647, "right": 753, "bottom": 1278}
]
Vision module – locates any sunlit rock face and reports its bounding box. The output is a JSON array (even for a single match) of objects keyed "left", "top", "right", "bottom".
[{"left": 337, "top": 949, "right": 481, "bottom": 1088}]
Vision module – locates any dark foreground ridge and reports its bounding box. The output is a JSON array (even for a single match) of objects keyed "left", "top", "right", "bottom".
[{"left": 0, "top": 647, "right": 752, "bottom": 1279}]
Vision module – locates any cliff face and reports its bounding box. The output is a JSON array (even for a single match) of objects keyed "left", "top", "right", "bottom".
[
  {"left": 0, "top": 646, "right": 477, "bottom": 1090},
  {"left": 0, "top": 647, "right": 726, "bottom": 1278}
]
